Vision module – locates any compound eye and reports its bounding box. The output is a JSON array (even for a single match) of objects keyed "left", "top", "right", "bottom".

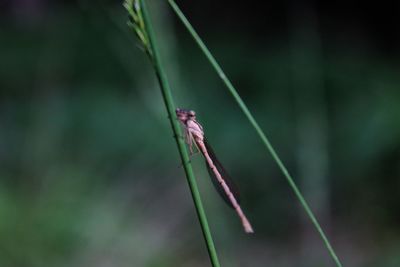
[{"left": 189, "top": 110, "right": 196, "bottom": 116}]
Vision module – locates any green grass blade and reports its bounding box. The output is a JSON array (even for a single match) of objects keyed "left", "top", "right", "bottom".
[
  {"left": 168, "top": 0, "right": 343, "bottom": 266},
  {"left": 129, "top": 1, "right": 221, "bottom": 266}
]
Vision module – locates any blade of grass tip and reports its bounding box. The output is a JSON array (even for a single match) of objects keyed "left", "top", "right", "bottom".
[
  {"left": 137, "top": 1, "right": 221, "bottom": 266},
  {"left": 167, "top": 1, "right": 343, "bottom": 266}
]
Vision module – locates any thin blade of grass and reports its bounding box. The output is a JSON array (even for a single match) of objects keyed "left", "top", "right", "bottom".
[
  {"left": 128, "top": 1, "right": 221, "bottom": 266},
  {"left": 168, "top": 1, "right": 343, "bottom": 266}
]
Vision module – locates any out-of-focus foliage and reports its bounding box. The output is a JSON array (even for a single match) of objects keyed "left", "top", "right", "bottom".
[{"left": 0, "top": 1, "right": 399, "bottom": 267}]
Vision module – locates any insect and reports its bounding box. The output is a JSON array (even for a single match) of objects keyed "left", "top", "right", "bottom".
[{"left": 176, "top": 108, "right": 254, "bottom": 233}]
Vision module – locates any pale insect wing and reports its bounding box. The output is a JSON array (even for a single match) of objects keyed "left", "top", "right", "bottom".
[{"left": 203, "top": 139, "right": 241, "bottom": 208}]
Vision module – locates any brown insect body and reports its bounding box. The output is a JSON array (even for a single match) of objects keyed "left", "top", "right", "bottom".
[{"left": 176, "top": 108, "right": 254, "bottom": 233}]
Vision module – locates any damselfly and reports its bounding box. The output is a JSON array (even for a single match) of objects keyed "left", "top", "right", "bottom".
[{"left": 176, "top": 108, "right": 254, "bottom": 233}]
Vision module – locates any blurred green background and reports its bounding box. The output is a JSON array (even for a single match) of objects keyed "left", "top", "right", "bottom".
[{"left": 1, "top": 0, "right": 399, "bottom": 266}]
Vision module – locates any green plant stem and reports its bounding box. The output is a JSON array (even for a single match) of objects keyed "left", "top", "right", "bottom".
[
  {"left": 168, "top": 1, "right": 343, "bottom": 266},
  {"left": 138, "top": 1, "right": 221, "bottom": 266}
]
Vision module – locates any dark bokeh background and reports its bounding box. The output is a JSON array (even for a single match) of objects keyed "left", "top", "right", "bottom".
[{"left": 1, "top": 0, "right": 399, "bottom": 266}]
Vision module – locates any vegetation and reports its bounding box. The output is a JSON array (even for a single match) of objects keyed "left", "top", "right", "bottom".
[{"left": 0, "top": 0, "right": 399, "bottom": 266}]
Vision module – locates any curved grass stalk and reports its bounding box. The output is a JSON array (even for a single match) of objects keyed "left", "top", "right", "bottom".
[
  {"left": 167, "top": 1, "right": 343, "bottom": 266},
  {"left": 124, "top": 0, "right": 221, "bottom": 266}
]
